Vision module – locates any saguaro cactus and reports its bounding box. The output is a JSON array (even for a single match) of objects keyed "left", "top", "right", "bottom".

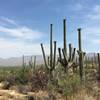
[
  {"left": 22, "top": 55, "right": 26, "bottom": 72},
  {"left": 58, "top": 19, "right": 77, "bottom": 73},
  {"left": 97, "top": 53, "right": 100, "bottom": 80},
  {"left": 63, "top": 19, "right": 67, "bottom": 55},
  {"left": 40, "top": 24, "right": 57, "bottom": 78},
  {"left": 41, "top": 43, "right": 48, "bottom": 70},
  {"left": 53, "top": 41, "right": 56, "bottom": 70},
  {"left": 77, "top": 28, "right": 84, "bottom": 81},
  {"left": 58, "top": 44, "right": 76, "bottom": 73},
  {"left": 50, "top": 24, "right": 53, "bottom": 69},
  {"left": 29, "top": 56, "right": 33, "bottom": 68},
  {"left": 41, "top": 41, "right": 57, "bottom": 77}
]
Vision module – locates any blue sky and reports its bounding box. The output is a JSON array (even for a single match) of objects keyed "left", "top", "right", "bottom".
[{"left": 0, "top": 0, "right": 100, "bottom": 58}]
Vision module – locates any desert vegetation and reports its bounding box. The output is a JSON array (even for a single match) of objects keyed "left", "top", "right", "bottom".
[{"left": 0, "top": 19, "right": 100, "bottom": 100}]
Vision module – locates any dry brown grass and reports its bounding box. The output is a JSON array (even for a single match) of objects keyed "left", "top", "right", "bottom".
[{"left": 0, "top": 88, "right": 99, "bottom": 100}]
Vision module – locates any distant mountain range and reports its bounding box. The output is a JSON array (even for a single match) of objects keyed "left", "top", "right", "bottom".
[
  {"left": 0, "top": 55, "right": 44, "bottom": 67},
  {"left": 0, "top": 53, "right": 97, "bottom": 67}
]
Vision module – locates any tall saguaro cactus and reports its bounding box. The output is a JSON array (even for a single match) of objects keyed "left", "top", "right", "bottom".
[
  {"left": 97, "top": 53, "right": 100, "bottom": 80},
  {"left": 50, "top": 24, "right": 53, "bottom": 69},
  {"left": 63, "top": 19, "right": 67, "bottom": 55},
  {"left": 78, "top": 28, "right": 84, "bottom": 81},
  {"left": 58, "top": 19, "right": 76, "bottom": 73},
  {"left": 41, "top": 24, "right": 57, "bottom": 78}
]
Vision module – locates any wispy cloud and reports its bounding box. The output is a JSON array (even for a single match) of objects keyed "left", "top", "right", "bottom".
[
  {"left": 0, "top": 17, "right": 46, "bottom": 57},
  {"left": 0, "top": 17, "right": 17, "bottom": 25},
  {"left": 0, "top": 26, "right": 43, "bottom": 40},
  {"left": 87, "top": 5, "right": 100, "bottom": 20},
  {"left": 0, "top": 17, "right": 44, "bottom": 42}
]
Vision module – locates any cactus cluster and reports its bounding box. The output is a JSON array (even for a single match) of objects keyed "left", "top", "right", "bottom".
[{"left": 40, "top": 18, "right": 100, "bottom": 82}]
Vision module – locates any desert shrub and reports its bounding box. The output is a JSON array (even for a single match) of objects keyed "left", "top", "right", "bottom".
[
  {"left": 47, "top": 66, "right": 81, "bottom": 97},
  {"left": 17, "top": 68, "right": 29, "bottom": 84},
  {"left": 29, "top": 69, "right": 49, "bottom": 92},
  {"left": 58, "top": 73, "right": 81, "bottom": 96}
]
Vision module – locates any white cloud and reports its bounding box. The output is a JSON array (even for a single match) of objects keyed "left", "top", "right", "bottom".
[
  {"left": 0, "top": 26, "right": 43, "bottom": 40},
  {"left": 0, "top": 17, "right": 47, "bottom": 58},
  {"left": 1, "top": 17, "right": 17, "bottom": 25},
  {"left": 0, "top": 38, "right": 49, "bottom": 58},
  {"left": 0, "top": 17, "right": 44, "bottom": 41}
]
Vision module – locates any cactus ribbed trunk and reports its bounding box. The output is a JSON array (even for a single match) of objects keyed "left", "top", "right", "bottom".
[
  {"left": 41, "top": 43, "right": 48, "bottom": 70},
  {"left": 97, "top": 53, "right": 100, "bottom": 80},
  {"left": 78, "top": 28, "right": 83, "bottom": 81},
  {"left": 58, "top": 48, "right": 62, "bottom": 62},
  {"left": 53, "top": 41, "right": 56, "bottom": 70},
  {"left": 68, "top": 43, "right": 72, "bottom": 61},
  {"left": 50, "top": 24, "right": 53, "bottom": 69},
  {"left": 63, "top": 19, "right": 67, "bottom": 56}
]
